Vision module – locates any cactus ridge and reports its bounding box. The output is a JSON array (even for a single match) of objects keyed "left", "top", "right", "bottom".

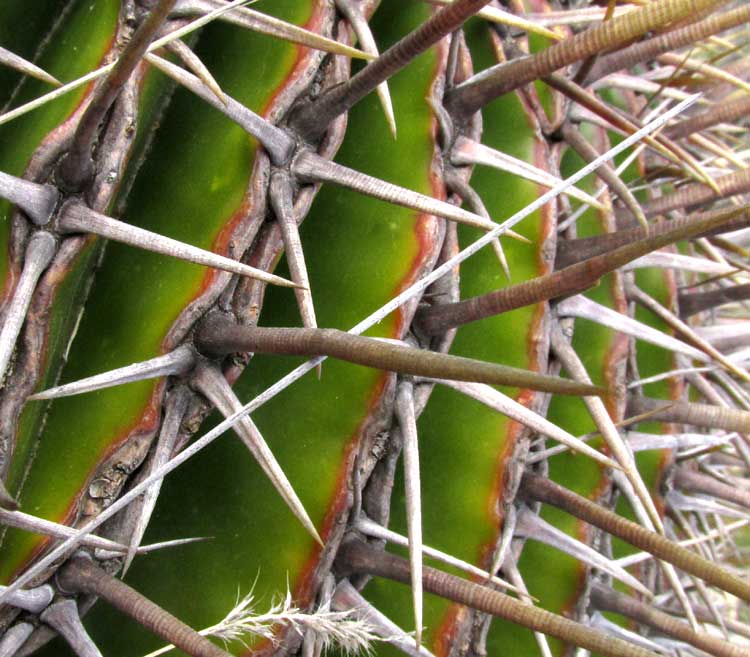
[{"left": 0, "top": 1, "right": 748, "bottom": 656}]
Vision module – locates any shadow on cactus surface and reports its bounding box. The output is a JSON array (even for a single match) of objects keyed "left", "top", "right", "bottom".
[{"left": 0, "top": 0, "right": 749, "bottom": 656}]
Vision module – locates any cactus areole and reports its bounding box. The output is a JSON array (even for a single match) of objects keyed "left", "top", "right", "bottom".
[{"left": 0, "top": 1, "right": 748, "bottom": 656}]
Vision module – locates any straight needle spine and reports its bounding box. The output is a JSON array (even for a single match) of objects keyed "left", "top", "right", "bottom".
[
  {"left": 194, "top": 320, "right": 605, "bottom": 397},
  {"left": 550, "top": 325, "right": 665, "bottom": 533},
  {"left": 395, "top": 381, "right": 423, "bottom": 648},
  {"left": 191, "top": 362, "right": 323, "bottom": 546},
  {"left": 334, "top": 0, "right": 397, "bottom": 138},
  {"left": 29, "top": 346, "right": 196, "bottom": 400},
  {"left": 58, "top": 202, "right": 299, "bottom": 288},
  {"left": 355, "top": 517, "right": 523, "bottom": 595},
  {"left": 172, "top": 0, "right": 374, "bottom": 62},
  {"left": 269, "top": 170, "right": 317, "bottom": 331},
  {"left": 0, "top": 233, "right": 56, "bottom": 388},
  {"left": 0, "top": 46, "right": 61, "bottom": 86}
]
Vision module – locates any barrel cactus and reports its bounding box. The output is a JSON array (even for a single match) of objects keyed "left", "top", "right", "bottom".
[{"left": 0, "top": 1, "right": 749, "bottom": 656}]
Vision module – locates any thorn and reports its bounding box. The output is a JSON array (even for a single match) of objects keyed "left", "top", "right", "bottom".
[
  {"left": 627, "top": 283, "right": 750, "bottom": 382},
  {"left": 194, "top": 317, "right": 606, "bottom": 398},
  {"left": 95, "top": 536, "right": 210, "bottom": 561},
  {"left": 0, "top": 171, "right": 58, "bottom": 225},
  {"left": 450, "top": 136, "right": 604, "bottom": 210},
  {"left": 550, "top": 325, "right": 665, "bottom": 533},
  {"left": 693, "top": 322, "right": 750, "bottom": 353},
  {"left": 708, "top": 236, "right": 750, "bottom": 263},
  {"left": 165, "top": 39, "right": 227, "bottom": 105},
  {"left": 529, "top": 403, "right": 687, "bottom": 462},
  {"left": 135, "top": 535, "right": 211, "bottom": 554},
  {"left": 623, "top": 251, "right": 736, "bottom": 276},
  {"left": 291, "top": 0, "right": 493, "bottom": 140},
  {"left": 331, "top": 580, "right": 436, "bottom": 657},
  {"left": 0, "top": 352, "right": 277, "bottom": 605},
  {"left": 590, "top": 583, "right": 746, "bottom": 657},
  {"left": 0, "top": 232, "right": 56, "bottom": 387},
  {"left": 57, "top": 556, "right": 232, "bottom": 657},
  {"left": 675, "top": 467, "right": 750, "bottom": 509},
  {"left": 666, "top": 94, "right": 750, "bottom": 141},
  {"left": 58, "top": 0, "right": 178, "bottom": 190},
  {"left": 0, "top": 507, "right": 131, "bottom": 553},
  {"left": 691, "top": 576, "right": 730, "bottom": 640},
  {"left": 669, "top": 505, "right": 717, "bottom": 563},
  {"left": 58, "top": 202, "right": 298, "bottom": 288},
  {"left": 626, "top": 430, "right": 732, "bottom": 453},
  {"left": 145, "top": 53, "right": 295, "bottom": 166},
  {"left": 442, "top": 167, "right": 529, "bottom": 246},
  {"left": 627, "top": 365, "right": 717, "bottom": 390},
  {"left": 335, "top": 0, "right": 397, "bottom": 138},
  {"left": 0, "top": 622, "right": 34, "bottom": 657},
  {"left": 40, "top": 600, "right": 103, "bottom": 657},
  {"left": 29, "top": 345, "right": 195, "bottom": 400},
  {"left": 588, "top": 612, "right": 663, "bottom": 654},
  {"left": 191, "top": 362, "right": 323, "bottom": 545},
  {"left": 640, "top": 167, "right": 750, "bottom": 219},
  {"left": 269, "top": 170, "right": 317, "bottom": 331},
  {"left": 658, "top": 52, "right": 750, "bottom": 96},
  {"left": 292, "top": 150, "right": 498, "bottom": 231},
  {"left": 444, "top": 28, "right": 461, "bottom": 90},
  {"left": 560, "top": 122, "right": 648, "bottom": 228},
  {"left": 519, "top": 473, "right": 750, "bottom": 601},
  {"left": 395, "top": 381, "right": 423, "bottom": 647},
  {"left": 666, "top": 490, "right": 746, "bottom": 520},
  {"left": 355, "top": 516, "right": 523, "bottom": 596},
  {"left": 491, "top": 504, "right": 516, "bottom": 580},
  {"left": 677, "top": 437, "right": 736, "bottom": 462},
  {"left": 555, "top": 205, "right": 750, "bottom": 268},
  {"left": 515, "top": 507, "right": 652, "bottom": 597},
  {"left": 679, "top": 282, "right": 750, "bottom": 319},
  {"left": 417, "top": 204, "right": 741, "bottom": 336},
  {"left": 427, "top": 99, "right": 457, "bottom": 157},
  {"left": 500, "top": 554, "right": 552, "bottom": 657},
  {"left": 124, "top": 388, "right": 191, "bottom": 574},
  {"left": 444, "top": 169, "right": 511, "bottom": 279},
  {"left": 173, "top": 0, "right": 375, "bottom": 61},
  {"left": 0, "top": 584, "right": 54, "bottom": 613},
  {"left": 435, "top": 379, "right": 618, "bottom": 470},
  {"left": 687, "top": 131, "right": 749, "bottom": 171},
  {"left": 336, "top": 538, "right": 660, "bottom": 657},
  {"left": 557, "top": 295, "right": 707, "bottom": 363},
  {"left": 550, "top": 72, "right": 713, "bottom": 190},
  {"left": 627, "top": 395, "right": 750, "bottom": 435},
  {"left": 615, "top": 519, "right": 749, "bottom": 569},
  {"left": 611, "top": 466, "right": 700, "bottom": 630},
  {"left": 0, "top": 46, "right": 61, "bottom": 86},
  {"left": 423, "top": 0, "right": 562, "bottom": 41}
]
